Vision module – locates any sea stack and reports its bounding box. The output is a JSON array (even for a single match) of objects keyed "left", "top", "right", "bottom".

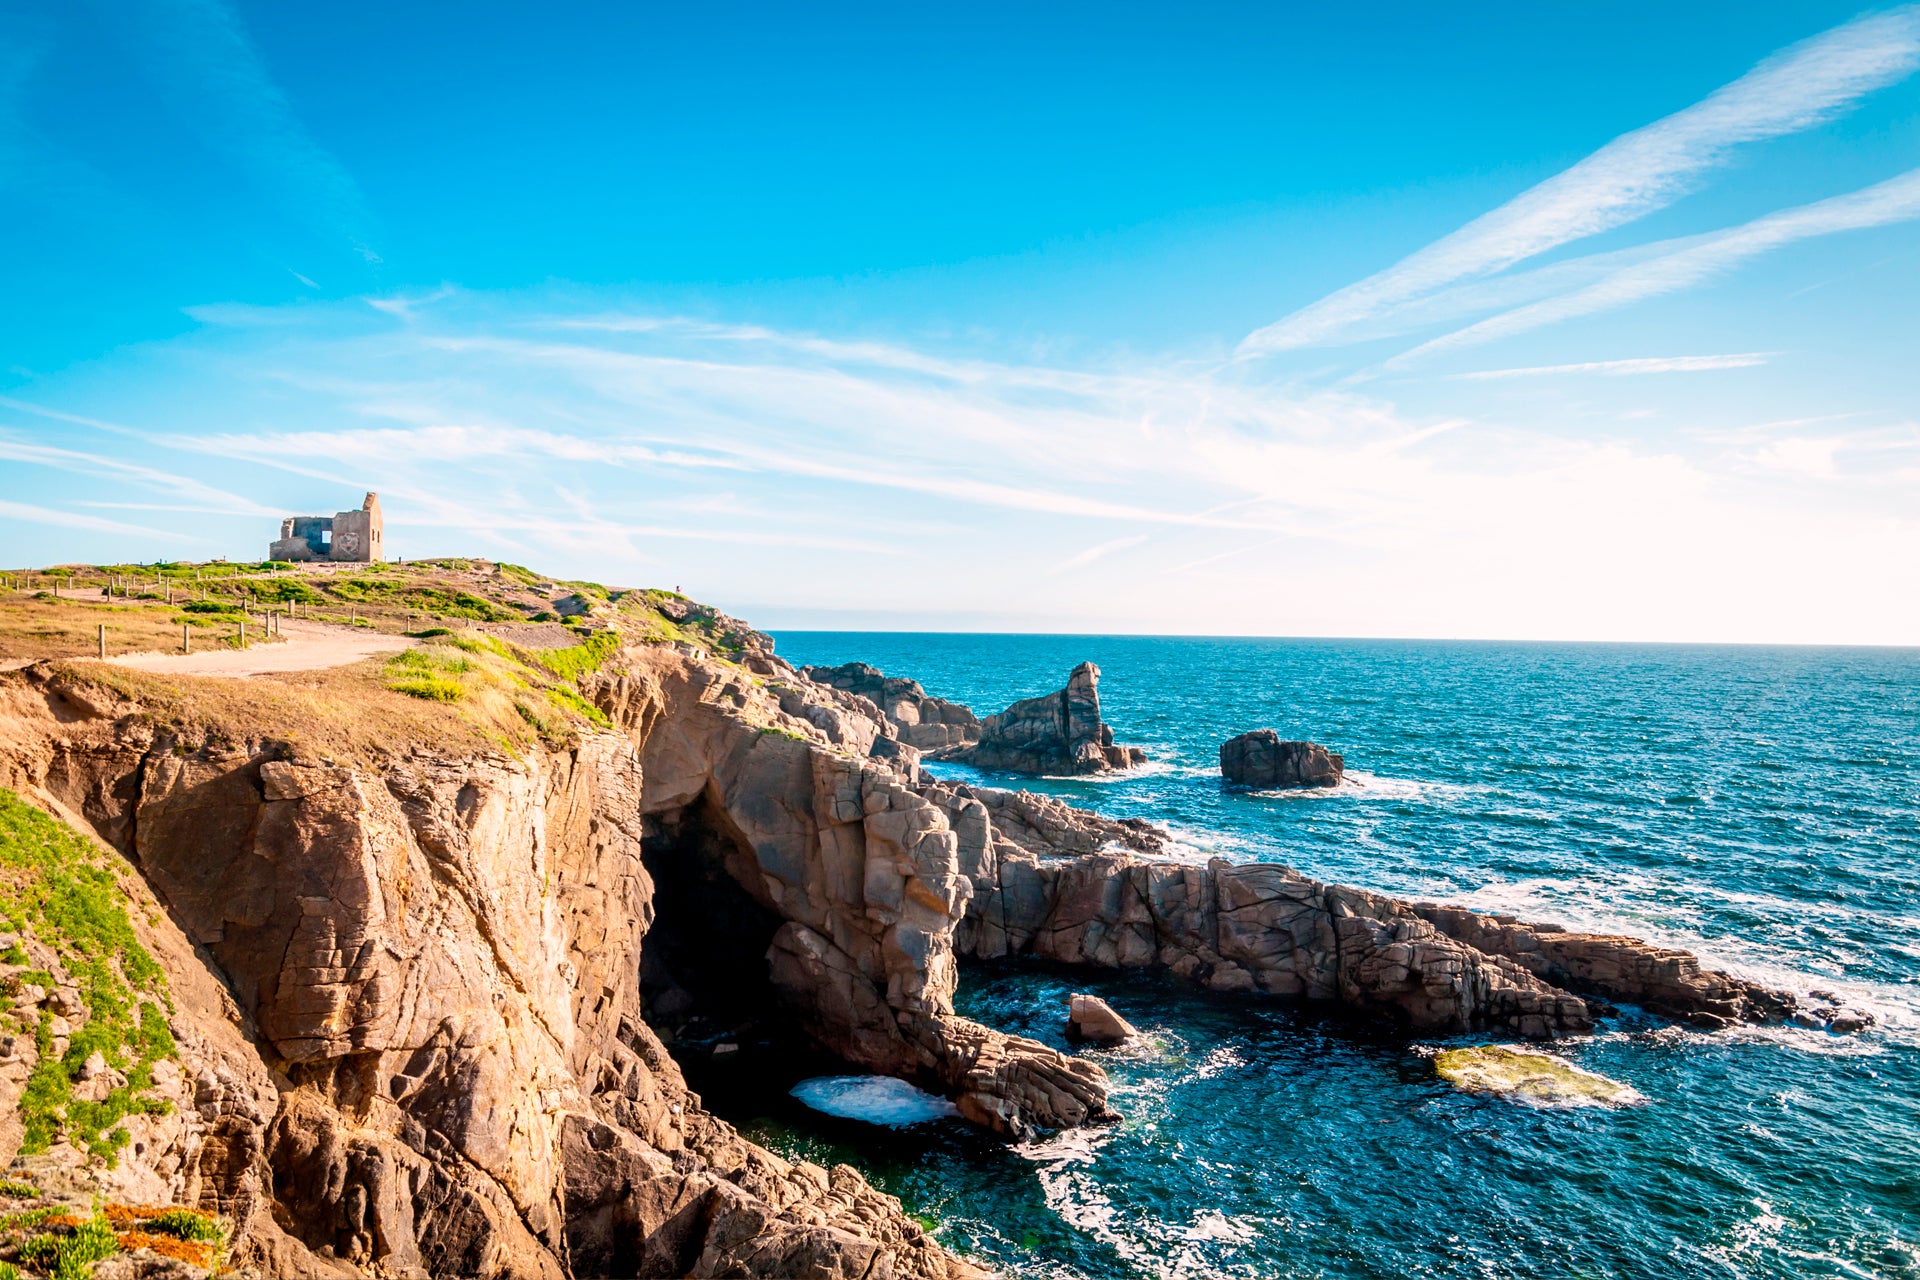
[
  {"left": 959, "top": 661, "right": 1145, "bottom": 776},
  {"left": 1220, "top": 729, "right": 1344, "bottom": 789}
]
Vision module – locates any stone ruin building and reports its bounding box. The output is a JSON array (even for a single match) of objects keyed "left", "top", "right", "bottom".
[{"left": 268, "top": 491, "right": 384, "bottom": 563}]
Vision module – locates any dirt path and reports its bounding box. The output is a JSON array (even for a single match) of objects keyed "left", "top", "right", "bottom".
[{"left": 103, "top": 619, "right": 414, "bottom": 677}]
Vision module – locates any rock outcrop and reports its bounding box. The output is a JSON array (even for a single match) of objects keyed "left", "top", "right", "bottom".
[
  {"left": 802, "top": 663, "right": 981, "bottom": 752},
  {"left": 1220, "top": 730, "right": 1344, "bottom": 789},
  {"left": 0, "top": 653, "right": 1020, "bottom": 1277},
  {"left": 1066, "top": 995, "right": 1136, "bottom": 1045},
  {"left": 919, "top": 775, "right": 1819, "bottom": 1040},
  {"left": 957, "top": 663, "right": 1144, "bottom": 776}
]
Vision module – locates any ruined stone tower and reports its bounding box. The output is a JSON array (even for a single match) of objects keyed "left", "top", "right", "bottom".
[{"left": 268, "top": 492, "right": 384, "bottom": 562}]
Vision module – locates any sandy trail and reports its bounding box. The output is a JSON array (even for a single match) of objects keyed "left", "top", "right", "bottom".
[{"left": 104, "top": 619, "right": 413, "bottom": 677}]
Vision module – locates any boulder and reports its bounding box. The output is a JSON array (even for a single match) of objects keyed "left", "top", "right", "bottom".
[
  {"left": 959, "top": 663, "right": 1145, "bottom": 776},
  {"left": 1220, "top": 730, "right": 1343, "bottom": 789},
  {"left": 1066, "top": 994, "right": 1137, "bottom": 1045}
]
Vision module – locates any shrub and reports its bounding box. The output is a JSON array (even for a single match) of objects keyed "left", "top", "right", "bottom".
[{"left": 178, "top": 600, "right": 238, "bottom": 615}]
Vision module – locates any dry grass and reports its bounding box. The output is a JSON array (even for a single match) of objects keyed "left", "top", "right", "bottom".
[{"left": 0, "top": 594, "right": 210, "bottom": 664}]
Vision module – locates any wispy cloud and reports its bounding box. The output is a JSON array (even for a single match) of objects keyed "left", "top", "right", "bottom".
[
  {"left": 1049, "top": 534, "right": 1148, "bottom": 575},
  {"left": 0, "top": 429, "right": 280, "bottom": 516},
  {"left": 0, "top": 499, "right": 184, "bottom": 539},
  {"left": 1397, "top": 165, "right": 1920, "bottom": 361},
  {"left": 1239, "top": 6, "right": 1920, "bottom": 356},
  {"left": 6, "top": 292, "right": 1916, "bottom": 641},
  {"left": 109, "top": 0, "right": 379, "bottom": 259},
  {"left": 1455, "top": 353, "right": 1773, "bottom": 379}
]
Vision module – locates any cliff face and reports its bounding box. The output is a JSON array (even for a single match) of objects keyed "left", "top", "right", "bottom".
[
  {"left": 0, "top": 609, "right": 1830, "bottom": 1278},
  {"left": 0, "top": 655, "right": 1000, "bottom": 1278}
]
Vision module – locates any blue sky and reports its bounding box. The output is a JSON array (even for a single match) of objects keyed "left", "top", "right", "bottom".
[{"left": 3, "top": 1, "right": 1918, "bottom": 641}]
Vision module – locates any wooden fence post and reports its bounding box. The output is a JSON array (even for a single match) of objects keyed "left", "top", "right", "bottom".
[{"left": 98, "top": 625, "right": 106, "bottom": 660}]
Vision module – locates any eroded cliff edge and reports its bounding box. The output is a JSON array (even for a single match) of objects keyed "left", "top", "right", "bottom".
[{"left": 0, "top": 608, "right": 1831, "bottom": 1278}]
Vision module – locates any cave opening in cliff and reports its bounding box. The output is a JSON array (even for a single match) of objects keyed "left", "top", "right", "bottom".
[{"left": 638, "top": 793, "right": 791, "bottom": 1051}]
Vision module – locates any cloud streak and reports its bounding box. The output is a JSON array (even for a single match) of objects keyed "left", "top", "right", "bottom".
[
  {"left": 1455, "top": 353, "right": 1772, "bottom": 379},
  {"left": 1240, "top": 6, "right": 1920, "bottom": 356},
  {"left": 108, "top": 0, "right": 379, "bottom": 259},
  {"left": 1398, "top": 165, "right": 1920, "bottom": 361}
]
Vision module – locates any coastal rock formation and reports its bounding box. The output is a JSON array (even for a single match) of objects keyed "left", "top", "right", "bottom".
[
  {"left": 958, "top": 662, "right": 1144, "bottom": 776},
  {"left": 0, "top": 655, "right": 1016, "bottom": 1276},
  {"left": 1220, "top": 730, "right": 1344, "bottom": 789},
  {"left": 0, "top": 585, "right": 1851, "bottom": 1278},
  {"left": 802, "top": 662, "right": 982, "bottom": 752},
  {"left": 921, "top": 775, "right": 1814, "bottom": 1040},
  {"left": 1066, "top": 995, "right": 1137, "bottom": 1045},
  {"left": 1406, "top": 904, "right": 1799, "bottom": 1030}
]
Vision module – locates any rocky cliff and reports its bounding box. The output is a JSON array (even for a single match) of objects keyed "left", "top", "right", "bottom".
[
  {"left": 0, "top": 647, "right": 1029, "bottom": 1277},
  {"left": 0, "top": 592, "right": 1848, "bottom": 1279}
]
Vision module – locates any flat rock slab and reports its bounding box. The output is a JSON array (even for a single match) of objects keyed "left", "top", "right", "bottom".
[{"left": 104, "top": 620, "right": 413, "bottom": 678}]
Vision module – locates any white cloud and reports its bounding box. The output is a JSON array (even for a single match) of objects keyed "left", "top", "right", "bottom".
[
  {"left": 1240, "top": 6, "right": 1920, "bottom": 355},
  {"left": 1396, "top": 165, "right": 1920, "bottom": 361},
  {"left": 114, "top": 0, "right": 377, "bottom": 255},
  {"left": 0, "top": 499, "right": 183, "bottom": 538},
  {"left": 1051, "top": 535, "right": 1148, "bottom": 575},
  {"left": 1455, "top": 353, "right": 1772, "bottom": 379},
  {"left": 7, "top": 293, "right": 1916, "bottom": 642}
]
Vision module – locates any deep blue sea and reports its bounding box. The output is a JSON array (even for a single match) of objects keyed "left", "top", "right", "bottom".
[{"left": 720, "top": 635, "right": 1920, "bottom": 1279}]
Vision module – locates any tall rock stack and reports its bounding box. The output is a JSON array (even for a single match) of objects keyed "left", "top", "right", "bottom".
[{"left": 960, "top": 662, "right": 1146, "bottom": 776}]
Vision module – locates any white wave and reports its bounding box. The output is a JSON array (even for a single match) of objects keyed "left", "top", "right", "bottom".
[
  {"left": 789, "top": 1075, "right": 958, "bottom": 1127},
  {"left": 1182, "top": 1210, "right": 1257, "bottom": 1244}
]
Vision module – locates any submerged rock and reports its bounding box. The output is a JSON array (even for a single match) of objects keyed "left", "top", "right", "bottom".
[
  {"left": 1066, "top": 994, "right": 1137, "bottom": 1045},
  {"left": 1220, "top": 730, "right": 1343, "bottom": 789},
  {"left": 959, "top": 662, "right": 1145, "bottom": 776},
  {"left": 1433, "top": 1045, "right": 1645, "bottom": 1109}
]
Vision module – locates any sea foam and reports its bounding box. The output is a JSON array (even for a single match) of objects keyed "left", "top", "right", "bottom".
[{"left": 789, "top": 1075, "right": 958, "bottom": 1127}]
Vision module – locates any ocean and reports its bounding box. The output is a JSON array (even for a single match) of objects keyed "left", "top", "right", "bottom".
[{"left": 698, "top": 634, "right": 1920, "bottom": 1279}]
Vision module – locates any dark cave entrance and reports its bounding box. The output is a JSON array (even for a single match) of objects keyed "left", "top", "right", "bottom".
[
  {"left": 637, "top": 793, "right": 845, "bottom": 1105},
  {"left": 639, "top": 793, "right": 789, "bottom": 1045}
]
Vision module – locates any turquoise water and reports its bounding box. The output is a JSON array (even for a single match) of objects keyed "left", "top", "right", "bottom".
[{"left": 727, "top": 635, "right": 1920, "bottom": 1278}]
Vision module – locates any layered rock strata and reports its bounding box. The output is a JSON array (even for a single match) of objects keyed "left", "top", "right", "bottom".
[
  {"left": 957, "top": 662, "right": 1144, "bottom": 776},
  {"left": 1220, "top": 730, "right": 1344, "bottom": 789},
  {"left": 802, "top": 662, "right": 982, "bottom": 752}
]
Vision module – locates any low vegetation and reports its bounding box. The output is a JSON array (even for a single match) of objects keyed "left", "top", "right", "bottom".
[
  {"left": 0, "top": 792, "right": 176, "bottom": 1165},
  {"left": 0, "top": 1203, "right": 226, "bottom": 1278}
]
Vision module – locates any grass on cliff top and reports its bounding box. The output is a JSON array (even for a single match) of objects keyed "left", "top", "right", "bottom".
[
  {"left": 381, "top": 631, "right": 614, "bottom": 738},
  {"left": 0, "top": 791, "right": 176, "bottom": 1167}
]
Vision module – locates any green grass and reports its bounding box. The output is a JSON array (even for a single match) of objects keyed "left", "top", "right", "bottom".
[
  {"left": 388, "top": 675, "right": 465, "bottom": 702},
  {"left": 0, "top": 1181, "right": 36, "bottom": 1199},
  {"left": 21, "top": 1213, "right": 119, "bottom": 1280},
  {"left": 177, "top": 600, "right": 239, "bottom": 615},
  {"left": 143, "top": 1208, "right": 225, "bottom": 1243},
  {"left": 530, "top": 628, "right": 620, "bottom": 683},
  {"left": 0, "top": 791, "right": 175, "bottom": 1166}
]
